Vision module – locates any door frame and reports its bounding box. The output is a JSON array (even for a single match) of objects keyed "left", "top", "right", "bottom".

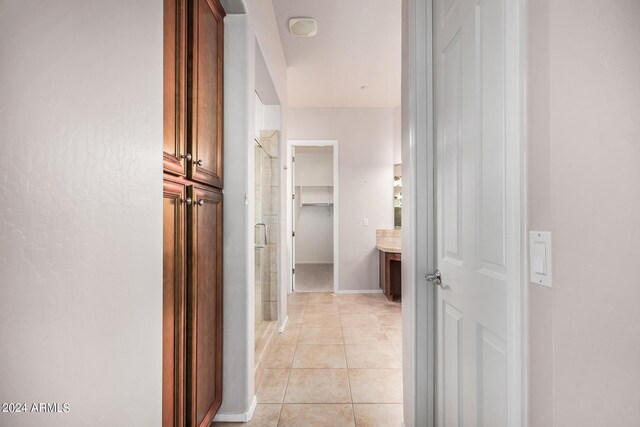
[
  {"left": 287, "top": 139, "right": 339, "bottom": 294},
  {"left": 403, "top": 0, "right": 528, "bottom": 426}
]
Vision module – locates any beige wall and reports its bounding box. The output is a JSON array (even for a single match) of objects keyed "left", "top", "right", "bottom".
[
  {"left": 288, "top": 108, "right": 396, "bottom": 291},
  {"left": 527, "top": 1, "right": 640, "bottom": 426}
]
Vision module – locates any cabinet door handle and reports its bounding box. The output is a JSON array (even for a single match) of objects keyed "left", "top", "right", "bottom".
[
  {"left": 195, "top": 159, "right": 204, "bottom": 166},
  {"left": 181, "top": 153, "right": 192, "bottom": 161},
  {"left": 182, "top": 197, "right": 192, "bottom": 206},
  {"left": 197, "top": 199, "right": 205, "bottom": 206},
  {"left": 255, "top": 223, "right": 268, "bottom": 248}
]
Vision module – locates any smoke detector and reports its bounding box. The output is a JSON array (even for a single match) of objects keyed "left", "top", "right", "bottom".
[{"left": 288, "top": 17, "right": 318, "bottom": 37}]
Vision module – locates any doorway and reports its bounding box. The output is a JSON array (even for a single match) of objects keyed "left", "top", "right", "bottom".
[{"left": 288, "top": 140, "right": 339, "bottom": 294}]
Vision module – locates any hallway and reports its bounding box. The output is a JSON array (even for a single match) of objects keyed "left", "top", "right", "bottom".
[{"left": 215, "top": 292, "right": 403, "bottom": 426}]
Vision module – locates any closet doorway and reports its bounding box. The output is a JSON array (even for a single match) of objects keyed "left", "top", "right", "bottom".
[{"left": 289, "top": 140, "right": 339, "bottom": 293}]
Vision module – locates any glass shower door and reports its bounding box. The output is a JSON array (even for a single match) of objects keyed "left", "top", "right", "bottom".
[
  {"left": 254, "top": 141, "right": 267, "bottom": 348},
  {"left": 254, "top": 133, "right": 278, "bottom": 350}
]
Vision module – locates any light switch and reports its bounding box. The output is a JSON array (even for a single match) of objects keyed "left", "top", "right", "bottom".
[
  {"left": 529, "top": 231, "right": 552, "bottom": 287},
  {"left": 532, "top": 242, "right": 546, "bottom": 275},
  {"left": 363, "top": 218, "right": 369, "bottom": 227}
]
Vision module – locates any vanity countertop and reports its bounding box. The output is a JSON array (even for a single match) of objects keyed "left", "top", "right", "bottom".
[
  {"left": 377, "top": 244, "right": 401, "bottom": 253},
  {"left": 376, "top": 229, "right": 401, "bottom": 254}
]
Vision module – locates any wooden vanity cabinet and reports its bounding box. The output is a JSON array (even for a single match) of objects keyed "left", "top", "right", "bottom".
[{"left": 379, "top": 251, "right": 402, "bottom": 301}]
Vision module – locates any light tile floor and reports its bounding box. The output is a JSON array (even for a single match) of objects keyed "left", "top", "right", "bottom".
[
  {"left": 215, "top": 292, "right": 403, "bottom": 427},
  {"left": 294, "top": 264, "right": 333, "bottom": 292}
]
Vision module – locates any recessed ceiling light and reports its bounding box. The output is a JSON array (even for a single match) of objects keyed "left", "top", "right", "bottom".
[
  {"left": 289, "top": 17, "right": 318, "bottom": 37},
  {"left": 360, "top": 85, "right": 368, "bottom": 90}
]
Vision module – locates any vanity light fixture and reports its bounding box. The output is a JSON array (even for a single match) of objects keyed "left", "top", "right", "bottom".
[{"left": 288, "top": 17, "right": 318, "bottom": 37}]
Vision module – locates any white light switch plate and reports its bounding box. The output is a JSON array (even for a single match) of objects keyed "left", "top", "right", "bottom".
[
  {"left": 529, "top": 231, "right": 552, "bottom": 287},
  {"left": 363, "top": 218, "right": 369, "bottom": 226}
]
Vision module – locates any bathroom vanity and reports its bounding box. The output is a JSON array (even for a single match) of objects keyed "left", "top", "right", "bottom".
[{"left": 377, "top": 229, "right": 402, "bottom": 301}]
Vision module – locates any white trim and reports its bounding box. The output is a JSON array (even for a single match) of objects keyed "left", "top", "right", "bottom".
[
  {"left": 287, "top": 139, "right": 340, "bottom": 294},
  {"left": 292, "top": 261, "right": 333, "bottom": 264},
  {"left": 404, "top": 0, "right": 434, "bottom": 426},
  {"left": 335, "top": 289, "right": 383, "bottom": 294},
  {"left": 278, "top": 315, "right": 288, "bottom": 333},
  {"left": 518, "top": 0, "right": 529, "bottom": 424},
  {"left": 504, "top": 0, "right": 527, "bottom": 425},
  {"left": 213, "top": 396, "right": 257, "bottom": 423}
]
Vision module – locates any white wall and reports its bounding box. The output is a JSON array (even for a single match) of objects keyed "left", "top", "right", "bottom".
[
  {"left": 527, "top": 1, "right": 640, "bottom": 426},
  {"left": 393, "top": 105, "right": 402, "bottom": 165},
  {"left": 295, "top": 151, "right": 334, "bottom": 186},
  {"left": 0, "top": 1, "right": 162, "bottom": 426},
  {"left": 243, "top": 0, "right": 290, "bottom": 341},
  {"left": 294, "top": 198, "right": 334, "bottom": 264},
  {"left": 218, "top": 0, "right": 289, "bottom": 420},
  {"left": 288, "top": 108, "right": 395, "bottom": 291},
  {"left": 254, "top": 93, "right": 265, "bottom": 139},
  {"left": 294, "top": 151, "right": 334, "bottom": 264},
  {"left": 220, "top": 14, "right": 255, "bottom": 419}
]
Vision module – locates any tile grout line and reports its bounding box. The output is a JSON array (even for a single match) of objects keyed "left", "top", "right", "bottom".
[
  {"left": 339, "top": 298, "right": 356, "bottom": 425},
  {"left": 276, "top": 298, "right": 306, "bottom": 425}
]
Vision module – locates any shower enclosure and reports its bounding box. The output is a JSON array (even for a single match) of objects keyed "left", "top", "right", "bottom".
[{"left": 254, "top": 131, "right": 279, "bottom": 353}]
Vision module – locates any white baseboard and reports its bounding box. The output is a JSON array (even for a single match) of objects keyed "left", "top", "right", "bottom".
[
  {"left": 278, "top": 315, "right": 288, "bottom": 333},
  {"left": 212, "top": 396, "right": 257, "bottom": 423},
  {"left": 336, "top": 289, "right": 383, "bottom": 294},
  {"left": 295, "top": 261, "right": 334, "bottom": 265}
]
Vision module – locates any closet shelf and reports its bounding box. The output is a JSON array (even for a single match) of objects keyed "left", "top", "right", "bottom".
[
  {"left": 298, "top": 185, "right": 333, "bottom": 207},
  {"left": 301, "top": 202, "right": 333, "bottom": 207}
]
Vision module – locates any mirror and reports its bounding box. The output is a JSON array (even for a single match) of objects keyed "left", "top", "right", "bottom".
[{"left": 394, "top": 163, "right": 402, "bottom": 228}]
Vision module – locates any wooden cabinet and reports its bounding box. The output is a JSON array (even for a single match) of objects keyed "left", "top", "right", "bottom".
[
  {"left": 379, "top": 250, "right": 402, "bottom": 301},
  {"left": 163, "top": 178, "right": 224, "bottom": 427},
  {"left": 164, "top": 0, "right": 187, "bottom": 176},
  {"left": 187, "top": 0, "right": 224, "bottom": 188},
  {"left": 164, "top": 0, "right": 225, "bottom": 183},
  {"left": 164, "top": 0, "right": 224, "bottom": 426},
  {"left": 163, "top": 179, "right": 187, "bottom": 427},
  {"left": 186, "top": 185, "right": 223, "bottom": 427}
]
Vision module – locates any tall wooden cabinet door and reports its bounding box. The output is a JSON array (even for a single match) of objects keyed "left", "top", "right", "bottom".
[
  {"left": 163, "top": 179, "right": 187, "bottom": 427},
  {"left": 164, "top": 0, "right": 187, "bottom": 175},
  {"left": 186, "top": 185, "right": 223, "bottom": 427},
  {"left": 187, "top": 0, "right": 225, "bottom": 188}
]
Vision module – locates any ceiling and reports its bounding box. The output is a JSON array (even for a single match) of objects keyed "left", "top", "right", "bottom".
[{"left": 272, "top": 0, "right": 401, "bottom": 108}]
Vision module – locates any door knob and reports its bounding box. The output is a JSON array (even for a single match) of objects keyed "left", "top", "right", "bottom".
[
  {"left": 197, "top": 199, "right": 204, "bottom": 206},
  {"left": 182, "top": 197, "right": 192, "bottom": 206},
  {"left": 195, "top": 159, "right": 204, "bottom": 166},
  {"left": 425, "top": 270, "right": 442, "bottom": 286},
  {"left": 181, "top": 153, "right": 192, "bottom": 161}
]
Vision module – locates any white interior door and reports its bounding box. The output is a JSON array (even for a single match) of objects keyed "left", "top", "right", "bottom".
[
  {"left": 291, "top": 147, "right": 296, "bottom": 292},
  {"left": 433, "top": 0, "right": 521, "bottom": 425}
]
